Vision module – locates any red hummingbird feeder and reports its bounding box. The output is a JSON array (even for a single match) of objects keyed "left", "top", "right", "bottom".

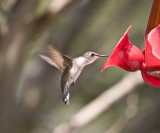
[{"left": 101, "top": 0, "right": 160, "bottom": 87}]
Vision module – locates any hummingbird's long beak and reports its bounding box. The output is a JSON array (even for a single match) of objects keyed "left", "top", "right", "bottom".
[
  {"left": 95, "top": 54, "right": 109, "bottom": 57},
  {"left": 99, "top": 55, "right": 109, "bottom": 57}
]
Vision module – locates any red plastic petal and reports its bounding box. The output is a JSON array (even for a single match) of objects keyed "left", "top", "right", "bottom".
[
  {"left": 141, "top": 71, "right": 160, "bottom": 87},
  {"left": 101, "top": 26, "right": 144, "bottom": 73},
  {"left": 144, "top": 25, "right": 160, "bottom": 71},
  {"left": 141, "top": 25, "right": 160, "bottom": 87}
]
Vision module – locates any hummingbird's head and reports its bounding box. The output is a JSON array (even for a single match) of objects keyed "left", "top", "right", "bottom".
[{"left": 82, "top": 52, "right": 109, "bottom": 65}]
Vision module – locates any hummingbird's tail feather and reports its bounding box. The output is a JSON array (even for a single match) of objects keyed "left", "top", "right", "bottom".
[
  {"left": 64, "top": 93, "right": 69, "bottom": 105},
  {"left": 63, "top": 87, "right": 70, "bottom": 105}
]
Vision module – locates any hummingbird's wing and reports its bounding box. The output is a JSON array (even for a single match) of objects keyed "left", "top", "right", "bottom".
[
  {"left": 39, "top": 55, "right": 60, "bottom": 69},
  {"left": 42, "top": 45, "right": 72, "bottom": 72}
]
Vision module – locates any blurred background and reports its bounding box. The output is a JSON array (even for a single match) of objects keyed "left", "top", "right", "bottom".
[{"left": 1, "top": 0, "right": 160, "bottom": 133}]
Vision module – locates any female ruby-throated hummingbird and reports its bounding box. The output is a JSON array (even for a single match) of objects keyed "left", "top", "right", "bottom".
[{"left": 40, "top": 45, "right": 109, "bottom": 105}]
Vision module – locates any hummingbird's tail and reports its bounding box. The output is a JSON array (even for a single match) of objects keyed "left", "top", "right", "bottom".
[{"left": 63, "top": 87, "right": 70, "bottom": 105}]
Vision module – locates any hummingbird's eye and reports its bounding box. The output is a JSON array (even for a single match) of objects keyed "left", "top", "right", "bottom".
[{"left": 91, "top": 53, "right": 95, "bottom": 57}]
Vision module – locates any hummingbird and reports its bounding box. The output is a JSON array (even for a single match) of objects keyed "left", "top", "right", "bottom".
[{"left": 40, "top": 45, "right": 109, "bottom": 105}]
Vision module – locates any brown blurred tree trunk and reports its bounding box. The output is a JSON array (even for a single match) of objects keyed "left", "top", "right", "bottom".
[
  {"left": 0, "top": 1, "right": 40, "bottom": 132},
  {"left": 0, "top": 0, "right": 81, "bottom": 133}
]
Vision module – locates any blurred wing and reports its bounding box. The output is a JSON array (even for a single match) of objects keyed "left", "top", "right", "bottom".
[
  {"left": 46, "top": 45, "right": 72, "bottom": 71},
  {"left": 39, "top": 55, "right": 60, "bottom": 70}
]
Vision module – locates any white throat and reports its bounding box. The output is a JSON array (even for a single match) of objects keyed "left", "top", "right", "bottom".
[
  {"left": 74, "top": 56, "right": 96, "bottom": 67},
  {"left": 74, "top": 57, "right": 87, "bottom": 67}
]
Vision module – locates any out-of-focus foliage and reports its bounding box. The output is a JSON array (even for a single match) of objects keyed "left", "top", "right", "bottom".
[{"left": 1, "top": 0, "right": 160, "bottom": 133}]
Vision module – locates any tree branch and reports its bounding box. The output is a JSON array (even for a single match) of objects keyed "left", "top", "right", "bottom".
[{"left": 52, "top": 72, "right": 144, "bottom": 133}]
